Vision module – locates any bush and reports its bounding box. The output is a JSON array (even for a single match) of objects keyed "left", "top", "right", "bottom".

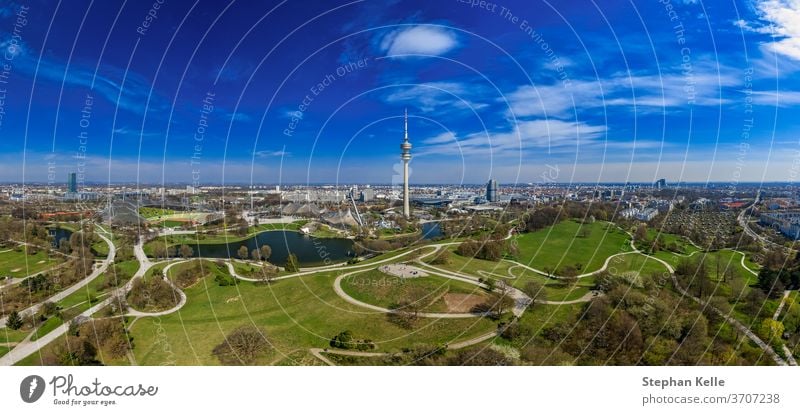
[
  {"left": 127, "top": 277, "right": 179, "bottom": 311},
  {"left": 6, "top": 310, "right": 23, "bottom": 330},
  {"left": 429, "top": 249, "right": 451, "bottom": 265}
]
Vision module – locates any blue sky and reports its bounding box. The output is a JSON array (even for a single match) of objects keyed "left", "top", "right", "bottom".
[{"left": 0, "top": 0, "right": 799, "bottom": 185}]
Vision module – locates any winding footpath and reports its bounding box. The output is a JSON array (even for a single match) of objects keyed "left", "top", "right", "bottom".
[
  {"left": 642, "top": 253, "right": 789, "bottom": 366},
  {"left": 0, "top": 231, "right": 116, "bottom": 328},
  {"left": 0, "top": 231, "right": 116, "bottom": 365}
]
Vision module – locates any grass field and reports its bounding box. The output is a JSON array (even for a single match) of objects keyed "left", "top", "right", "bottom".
[
  {"left": 56, "top": 259, "right": 140, "bottom": 310},
  {"left": 139, "top": 207, "right": 178, "bottom": 218},
  {"left": 0, "top": 247, "right": 62, "bottom": 278},
  {"left": 605, "top": 253, "right": 671, "bottom": 285},
  {"left": 643, "top": 229, "right": 700, "bottom": 254},
  {"left": 126, "top": 270, "right": 497, "bottom": 365},
  {"left": 427, "top": 246, "right": 516, "bottom": 277},
  {"left": 653, "top": 249, "right": 759, "bottom": 285},
  {"left": 340, "top": 268, "right": 488, "bottom": 313},
  {"left": 512, "top": 220, "right": 632, "bottom": 274},
  {"left": 1, "top": 326, "right": 32, "bottom": 344}
]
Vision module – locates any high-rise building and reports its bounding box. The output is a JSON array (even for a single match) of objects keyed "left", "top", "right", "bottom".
[
  {"left": 400, "top": 109, "right": 412, "bottom": 218},
  {"left": 67, "top": 172, "right": 77, "bottom": 193},
  {"left": 486, "top": 179, "right": 498, "bottom": 202},
  {"left": 360, "top": 188, "right": 374, "bottom": 202},
  {"left": 655, "top": 178, "right": 667, "bottom": 189}
]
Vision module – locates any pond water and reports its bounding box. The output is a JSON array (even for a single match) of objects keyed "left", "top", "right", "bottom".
[
  {"left": 192, "top": 230, "right": 354, "bottom": 266},
  {"left": 49, "top": 228, "right": 73, "bottom": 248},
  {"left": 420, "top": 222, "right": 443, "bottom": 240}
]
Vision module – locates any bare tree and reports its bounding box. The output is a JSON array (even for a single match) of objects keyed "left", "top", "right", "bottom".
[
  {"left": 179, "top": 244, "right": 194, "bottom": 259},
  {"left": 212, "top": 325, "right": 270, "bottom": 365}
]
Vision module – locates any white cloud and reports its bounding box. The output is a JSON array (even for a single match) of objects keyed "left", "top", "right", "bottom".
[
  {"left": 384, "top": 81, "right": 487, "bottom": 113},
  {"left": 417, "top": 119, "right": 607, "bottom": 158},
  {"left": 421, "top": 131, "right": 457, "bottom": 145},
  {"left": 506, "top": 68, "right": 738, "bottom": 118},
  {"left": 255, "top": 150, "right": 291, "bottom": 158},
  {"left": 225, "top": 112, "right": 252, "bottom": 122},
  {"left": 748, "top": 89, "right": 800, "bottom": 106},
  {"left": 380, "top": 26, "right": 458, "bottom": 57},
  {"left": 741, "top": 0, "right": 800, "bottom": 62}
]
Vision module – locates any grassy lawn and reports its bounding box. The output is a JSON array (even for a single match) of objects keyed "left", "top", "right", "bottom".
[
  {"left": 92, "top": 238, "right": 110, "bottom": 256},
  {"left": 606, "top": 253, "right": 671, "bottom": 283},
  {"left": 426, "top": 246, "right": 516, "bottom": 277},
  {"left": 1, "top": 326, "right": 32, "bottom": 344},
  {"left": 0, "top": 345, "right": 8, "bottom": 357},
  {"left": 0, "top": 247, "right": 62, "bottom": 278},
  {"left": 653, "top": 249, "right": 759, "bottom": 285},
  {"left": 507, "top": 266, "right": 593, "bottom": 302},
  {"left": 513, "top": 302, "right": 584, "bottom": 347},
  {"left": 127, "top": 270, "right": 497, "bottom": 365},
  {"left": 56, "top": 259, "right": 139, "bottom": 310},
  {"left": 31, "top": 316, "right": 63, "bottom": 341},
  {"left": 340, "top": 268, "right": 488, "bottom": 313},
  {"left": 644, "top": 229, "right": 700, "bottom": 254},
  {"left": 165, "top": 259, "right": 235, "bottom": 287},
  {"left": 512, "top": 220, "right": 632, "bottom": 275},
  {"left": 139, "top": 207, "right": 178, "bottom": 218},
  {"left": 310, "top": 224, "right": 343, "bottom": 238}
]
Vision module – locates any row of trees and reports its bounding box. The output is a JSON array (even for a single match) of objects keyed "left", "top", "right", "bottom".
[{"left": 455, "top": 238, "right": 508, "bottom": 262}]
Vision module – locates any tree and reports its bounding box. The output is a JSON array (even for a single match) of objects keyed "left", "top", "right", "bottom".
[
  {"left": 285, "top": 253, "right": 300, "bottom": 272},
  {"left": 758, "top": 319, "right": 785, "bottom": 343},
  {"left": 237, "top": 245, "right": 249, "bottom": 260},
  {"left": 6, "top": 310, "right": 23, "bottom": 330},
  {"left": 429, "top": 249, "right": 451, "bottom": 265},
  {"left": 522, "top": 280, "right": 544, "bottom": 305},
  {"left": 179, "top": 244, "right": 194, "bottom": 259},
  {"left": 260, "top": 245, "right": 272, "bottom": 262},
  {"left": 634, "top": 224, "right": 648, "bottom": 241},
  {"left": 250, "top": 248, "right": 261, "bottom": 262},
  {"left": 152, "top": 242, "right": 167, "bottom": 260},
  {"left": 560, "top": 266, "right": 579, "bottom": 285},
  {"left": 212, "top": 326, "right": 270, "bottom": 365}
]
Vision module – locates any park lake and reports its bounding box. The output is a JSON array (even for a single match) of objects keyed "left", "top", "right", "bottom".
[{"left": 190, "top": 230, "right": 355, "bottom": 266}]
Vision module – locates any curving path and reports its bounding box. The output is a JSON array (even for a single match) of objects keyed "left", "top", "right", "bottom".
[
  {"left": 0, "top": 231, "right": 116, "bottom": 328},
  {"left": 124, "top": 260, "right": 188, "bottom": 318},
  {"left": 332, "top": 269, "right": 488, "bottom": 319},
  {"left": 643, "top": 253, "right": 788, "bottom": 366}
]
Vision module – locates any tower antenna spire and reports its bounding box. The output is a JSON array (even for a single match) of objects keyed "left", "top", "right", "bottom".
[{"left": 404, "top": 108, "right": 408, "bottom": 141}]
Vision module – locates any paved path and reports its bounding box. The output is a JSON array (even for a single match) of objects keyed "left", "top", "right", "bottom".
[
  {"left": 125, "top": 260, "right": 188, "bottom": 318},
  {"left": 0, "top": 290, "right": 118, "bottom": 365},
  {"left": 308, "top": 329, "right": 499, "bottom": 366},
  {"left": 643, "top": 254, "right": 787, "bottom": 366},
  {"left": 0, "top": 232, "right": 115, "bottom": 328},
  {"left": 332, "top": 270, "right": 486, "bottom": 319},
  {"left": 773, "top": 290, "right": 792, "bottom": 320}
]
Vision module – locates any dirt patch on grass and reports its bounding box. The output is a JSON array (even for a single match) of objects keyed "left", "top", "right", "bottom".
[{"left": 443, "top": 293, "right": 485, "bottom": 313}]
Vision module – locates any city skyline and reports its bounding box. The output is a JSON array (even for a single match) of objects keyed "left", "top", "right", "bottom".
[{"left": 0, "top": 0, "right": 799, "bottom": 185}]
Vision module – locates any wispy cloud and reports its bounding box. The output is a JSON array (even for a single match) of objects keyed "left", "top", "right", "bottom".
[
  {"left": 417, "top": 119, "right": 608, "bottom": 158},
  {"left": 224, "top": 112, "right": 252, "bottom": 122},
  {"left": 383, "top": 81, "right": 487, "bottom": 113},
  {"left": 506, "top": 68, "right": 738, "bottom": 118},
  {"left": 254, "top": 150, "right": 291, "bottom": 158},
  {"left": 0, "top": 37, "right": 167, "bottom": 114},
  {"left": 747, "top": 89, "right": 800, "bottom": 106},
  {"left": 380, "top": 25, "right": 458, "bottom": 57},
  {"left": 112, "top": 127, "right": 162, "bottom": 138}
]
